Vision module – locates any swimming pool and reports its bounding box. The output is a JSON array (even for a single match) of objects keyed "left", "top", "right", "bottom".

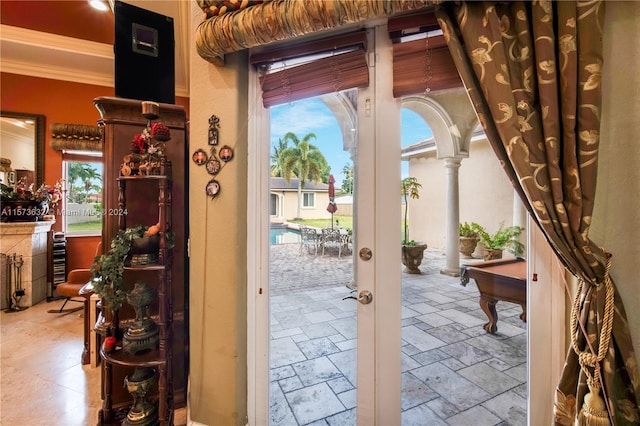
[{"left": 270, "top": 227, "right": 301, "bottom": 245}]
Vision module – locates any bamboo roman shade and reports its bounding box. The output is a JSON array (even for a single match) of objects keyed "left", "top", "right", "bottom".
[
  {"left": 388, "top": 11, "right": 462, "bottom": 98},
  {"left": 250, "top": 30, "right": 369, "bottom": 108}
]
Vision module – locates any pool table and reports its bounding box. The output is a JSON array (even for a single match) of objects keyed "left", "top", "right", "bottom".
[{"left": 460, "top": 257, "right": 527, "bottom": 334}]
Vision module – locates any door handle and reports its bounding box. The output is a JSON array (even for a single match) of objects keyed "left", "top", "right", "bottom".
[{"left": 342, "top": 290, "right": 373, "bottom": 304}]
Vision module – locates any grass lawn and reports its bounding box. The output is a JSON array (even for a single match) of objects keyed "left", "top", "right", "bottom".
[{"left": 67, "top": 221, "right": 102, "bottom": 232}]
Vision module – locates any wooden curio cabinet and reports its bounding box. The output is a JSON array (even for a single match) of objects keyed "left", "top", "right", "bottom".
[{"left": 93, "top": 97, "right": 188, "bottom": 425}]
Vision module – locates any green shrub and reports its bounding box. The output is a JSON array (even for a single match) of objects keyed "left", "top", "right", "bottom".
[
  {"left": 475, "top": 224, "right": 524, "bottom": 256},
  {"left": 459, "top": 221, "right": 482, "bottom": 238}
]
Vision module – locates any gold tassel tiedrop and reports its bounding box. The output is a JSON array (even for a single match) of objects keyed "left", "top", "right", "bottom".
[
  {"left": 571, "top": 253, "right": 615, "bottom": 426},
  {"left": 576, "top": 381, "right": 610, "bottom": 426}
]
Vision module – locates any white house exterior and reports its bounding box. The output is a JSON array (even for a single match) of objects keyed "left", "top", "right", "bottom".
[{"left": 270, "top": 177, "right": 332, "bottom": 222}]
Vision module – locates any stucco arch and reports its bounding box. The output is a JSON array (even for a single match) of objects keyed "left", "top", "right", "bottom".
[
  {"left": 401, "top": 95, "right": 461, "bottom": 159},
  {"left": 318, "top": 90, "right": 358, "bottom": 154},
  {"left": 402, "top": 88, "right": 482, "bottom": 159}
]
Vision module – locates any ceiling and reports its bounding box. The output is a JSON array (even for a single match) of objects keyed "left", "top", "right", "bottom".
[{"left": 0, "top": 0, "right": 190, "bottom": 97}]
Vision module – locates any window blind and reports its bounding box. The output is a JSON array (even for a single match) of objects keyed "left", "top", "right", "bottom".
[
  {"left": 388, "top": 11, "right": 462, "bottom": 98},
  {"left": 251, "top": 30, "right": 369, "bottom": 108}
]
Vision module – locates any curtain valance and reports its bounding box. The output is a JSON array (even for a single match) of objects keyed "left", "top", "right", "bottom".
[
  {"left": 50, "top": 123, "right": 102, "bottom": 152},
  {"left": 195, "top": 0, "right": 441, "bottom": 65}
]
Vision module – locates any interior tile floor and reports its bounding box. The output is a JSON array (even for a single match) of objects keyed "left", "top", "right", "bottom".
[
  {"left": 1, "top": 299, "right": 102, "bottom": 425},
  {"left": 269, "top": 243, "right": 527, "bottom": 426}
]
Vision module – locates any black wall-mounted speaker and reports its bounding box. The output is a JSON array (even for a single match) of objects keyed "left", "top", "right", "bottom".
[{"left": 114, "top": 0, "right": 175, "bottom": 104}]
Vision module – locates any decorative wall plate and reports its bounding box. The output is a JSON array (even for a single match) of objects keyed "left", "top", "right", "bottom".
[
  {"left": 206, "top": 179, "right": 220, "bottom": 198},
  {"left": 206, "top": 158, "right": 221, "bottom": 175},
  {"left": 192, "top": 149, "right": 208, "bottom": 165},
  {"left": 219, "top": 145, "right": 234, "bottom": 162}
]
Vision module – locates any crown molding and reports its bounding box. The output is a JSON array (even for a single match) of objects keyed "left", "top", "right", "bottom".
[{"left": 0, "top": 24, "right": 188, "bottom": 97}]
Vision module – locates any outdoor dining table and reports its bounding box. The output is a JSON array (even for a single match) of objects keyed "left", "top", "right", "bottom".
[{"left": 319, "top": 227, "right": 351, "bottom": 258}]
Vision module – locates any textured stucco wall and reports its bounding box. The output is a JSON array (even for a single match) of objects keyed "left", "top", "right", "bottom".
[
  {"left": 408, "top": 138, "right": 515, "bottom": 250},
  {"left": 188, "top": 2, "right": 248, "bottom": 424}
]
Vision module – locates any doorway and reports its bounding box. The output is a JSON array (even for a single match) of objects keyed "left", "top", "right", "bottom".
[{"left": 247, "top": 22, "right": 562, "bottom": 426}]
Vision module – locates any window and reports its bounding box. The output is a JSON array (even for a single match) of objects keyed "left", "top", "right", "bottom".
[
  {"left": 62, "top": 154, "right": 103, "bottom": 236},
  {"left": 302, "top": 192, "right": 315, "bottom": 208}
]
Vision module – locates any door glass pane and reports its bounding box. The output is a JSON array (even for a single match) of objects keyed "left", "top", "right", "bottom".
[
  {"left": 399, "top": 105, "right": 528, "bottom": 424},
  {"left": 269, "top": 93, "right": 357, "bottom": 425}
]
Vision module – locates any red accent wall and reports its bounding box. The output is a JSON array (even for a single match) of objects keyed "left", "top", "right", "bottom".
[{"left": 1, "top": 73, "right": 189, "bottom": 270}]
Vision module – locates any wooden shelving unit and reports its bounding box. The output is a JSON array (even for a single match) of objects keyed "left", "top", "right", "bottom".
[{"left": 94, "top": 97, "right": 188, "bottom": 426}]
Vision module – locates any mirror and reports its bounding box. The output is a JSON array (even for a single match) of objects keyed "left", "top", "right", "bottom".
[{"left": 0, "top": 111, "right": 45, "bottom": 189}]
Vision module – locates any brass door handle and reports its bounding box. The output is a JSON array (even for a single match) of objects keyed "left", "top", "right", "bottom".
[{"left": 342, "top": 290, "right": 373, "bottom": 305}]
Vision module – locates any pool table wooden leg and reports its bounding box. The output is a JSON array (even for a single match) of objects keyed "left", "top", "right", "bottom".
[
  {"left": 479, "top": 296, "right": 498, "bottom": 333},
  {"left": 520, "top": 304, "right": 526, "bottom": 322}
]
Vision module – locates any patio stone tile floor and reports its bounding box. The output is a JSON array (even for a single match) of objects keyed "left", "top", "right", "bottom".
[{"left": 270, "top": 243, "right": 527, "bottom": 426}]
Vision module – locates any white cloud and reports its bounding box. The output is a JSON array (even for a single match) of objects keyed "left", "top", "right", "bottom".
[{"left": 270, "top": 99, "right": 336, "bottom": 142}]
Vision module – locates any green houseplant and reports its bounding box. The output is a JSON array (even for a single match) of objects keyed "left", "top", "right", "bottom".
[
  {"left": 459, "top": 221, "right": 482, "bottom": 258},
  {"left": 90, "top": 224, "right": 172, "bottom": 311},
  {"left": 475, "top": 224, "right": 524, "bottom": 260},
  {"left": 401, "top": 177, "right": 427, "bottom": 273}
]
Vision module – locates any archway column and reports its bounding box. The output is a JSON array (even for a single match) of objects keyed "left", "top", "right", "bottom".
[{"left": 441, "top": 157, "right": 462, "bottom": 276}]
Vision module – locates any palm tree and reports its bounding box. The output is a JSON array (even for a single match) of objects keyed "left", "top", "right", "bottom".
[
  {"left": 279, "top": 131, "right": 328, "bottom": 219},
  {"left": 270, "top": 138, "right": 289, "bottom": 177},
  {"left": 68, "top": 162, "right": 102, "bottom": 203},
  {"left": 341, "top": 163, "right": 354, "bottom": 194}
]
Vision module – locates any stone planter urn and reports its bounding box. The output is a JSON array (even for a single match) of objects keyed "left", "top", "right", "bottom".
[
  {"left": 459, "top": 237, "right": 479, "bottom": 259},
  {"left": 483, "top": 247, "right": 503, "bottom": 261},
  {"left": 401, "top": 243, "right": 428, "bottom": 274}
]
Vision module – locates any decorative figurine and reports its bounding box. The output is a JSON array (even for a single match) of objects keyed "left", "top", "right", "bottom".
[
  {"left": 122, "top": 367, "right": 158, "bottom": 426},
  {"left": 122, "top": 281, "right": 159, "bottom": 355}
]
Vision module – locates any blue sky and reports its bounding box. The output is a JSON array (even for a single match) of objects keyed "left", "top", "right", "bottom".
[{"left": 270, "top": 96, "right": 433, "bottom": 187}]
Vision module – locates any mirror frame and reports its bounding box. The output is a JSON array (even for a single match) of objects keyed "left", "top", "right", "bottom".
[{"left": 0, "top": 111, "right": 45, "bottom": 187}]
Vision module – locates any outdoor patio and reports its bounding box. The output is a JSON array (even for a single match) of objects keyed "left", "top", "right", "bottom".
[{"left": 269, "top": 243, "right": 527, "bottom": 426}]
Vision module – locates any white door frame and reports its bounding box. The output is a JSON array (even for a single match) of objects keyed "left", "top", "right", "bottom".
[
  {"left": 247, "top": 67, "right": 271, "bottom": 425},
  {"left": 245, "top": 24, "right": 566, "bottom": 426}
]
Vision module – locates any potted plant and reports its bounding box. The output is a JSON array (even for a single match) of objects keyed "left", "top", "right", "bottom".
[
  {"left": 459, "top": 221, "right": 482, "bottom": 259},
  {"left": 401, "top": 177, "right": 427, "bottom": 274},
  {"left": 475, "top": 224, "right": 525, "bottom": 260},
  {"left": 0, "top": 177, "right": 63, "bottom": 222}
]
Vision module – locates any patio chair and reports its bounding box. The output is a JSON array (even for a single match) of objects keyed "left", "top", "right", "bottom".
[
  {"left": 321, "top": 228, "right": 344, "bottom": 258},
  {"left": 299, "top": 225, "right": 320, "bottom": 256}
]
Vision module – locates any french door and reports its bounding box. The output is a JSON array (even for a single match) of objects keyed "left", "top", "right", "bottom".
[{"left": 247, "top": 25, "right": 403, "bottom": 425}]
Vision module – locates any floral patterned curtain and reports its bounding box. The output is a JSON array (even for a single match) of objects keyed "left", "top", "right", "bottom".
[{"left": 435, "top": 1, "right": 639, "bottom": 424}]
